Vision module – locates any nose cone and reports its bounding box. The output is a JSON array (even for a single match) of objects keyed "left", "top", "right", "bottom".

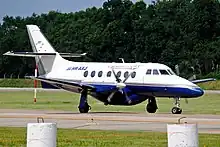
[{"left": 192, "top": 87, "right": 204, "bottom": 97}]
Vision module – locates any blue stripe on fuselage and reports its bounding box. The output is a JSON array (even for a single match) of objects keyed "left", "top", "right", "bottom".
[{"left": 91, "top": 84, "right": 204, "bottom": 98}]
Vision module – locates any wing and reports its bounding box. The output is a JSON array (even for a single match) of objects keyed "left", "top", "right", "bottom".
[
  {"left": 26, "top": 76, "right": 95, "bottom": 93},
  {"left": 190, "top": 78, "right": 216, "bottom": 84}
]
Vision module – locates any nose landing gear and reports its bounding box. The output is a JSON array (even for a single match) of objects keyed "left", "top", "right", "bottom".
[{"left": 171, "top": 97, "right": 182, "bottom": 114}]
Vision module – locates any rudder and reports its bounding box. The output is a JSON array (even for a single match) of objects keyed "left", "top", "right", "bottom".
[{"left": 26, "top": 25, "right": 61, "bottom": 75}]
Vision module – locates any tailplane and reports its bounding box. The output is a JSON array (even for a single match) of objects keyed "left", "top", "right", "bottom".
[
  {"left": 26, "top": 24, "right": 62, "bottom": 75},
  {"left": 3, "top": 25, "right": 86, "bottom": 76}
]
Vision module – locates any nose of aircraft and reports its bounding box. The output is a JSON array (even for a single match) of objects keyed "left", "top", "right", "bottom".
[{"left": 192, "top": 87, "right": 204, "bottom": 97}]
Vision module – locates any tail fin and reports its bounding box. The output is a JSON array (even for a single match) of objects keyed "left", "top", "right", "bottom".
[{"left": 26, "top": 25, "right": 63, "bottom": 75}]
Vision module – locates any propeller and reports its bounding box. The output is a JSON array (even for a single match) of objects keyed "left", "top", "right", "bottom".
[{"left": 107, "top": 68, "right": 135, "bottom": 104}]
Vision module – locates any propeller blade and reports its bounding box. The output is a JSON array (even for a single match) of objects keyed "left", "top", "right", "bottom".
[
  {"left": 122, "top": 71, "right": 134, "bottom": 83},
  {"left": 111, "top": 68, "right": 121, "bottom": 82},
  {"left": 123, "top": 89, "right": 132, "bottom": 104},
  {"left": 184, "top": 98, "right": 188, "bottom": 104},
  {"left": 107, "top": 90, "right": 117, "bottom": 103}
]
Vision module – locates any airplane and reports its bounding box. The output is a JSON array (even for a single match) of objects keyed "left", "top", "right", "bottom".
[{"left": 3, "top": 24, "right": 216, "bottom": 114}]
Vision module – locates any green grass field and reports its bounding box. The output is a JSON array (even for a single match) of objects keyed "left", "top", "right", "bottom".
[
  {"left": 0, "top": 91, "right": 220, "bottom": 146},
  {"left": 0, "top": 91, "right": 220, "bottom": 114},
  {"left": 0, "top": 127, "right": 219, "bottom": 147}
]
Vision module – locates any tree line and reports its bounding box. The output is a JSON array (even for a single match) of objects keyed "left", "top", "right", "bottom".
[{"left": 0, "top": 0, "right": 220, "bottom": 79}]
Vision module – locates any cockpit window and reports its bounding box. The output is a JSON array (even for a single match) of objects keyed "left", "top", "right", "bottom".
[
  {"left": 159, "top": 69, "right": 169, "bottom": 75},
  {"left": 153, "top": 69, "right": 159, "bottom": 75},
  {"left": 167, "top": 69, "right": 174, "bottom": 75},
  {"left": 146, "top": 69, "right": 152, "bottom": 75}
]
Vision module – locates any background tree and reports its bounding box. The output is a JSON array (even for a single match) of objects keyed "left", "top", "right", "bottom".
[{"left": 0, "top": 0, "right": 220, "bottom": 79}]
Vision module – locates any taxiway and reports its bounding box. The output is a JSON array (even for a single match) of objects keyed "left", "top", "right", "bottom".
[{"left": 0, "top": 109, "right": 220, "bottom": 134}]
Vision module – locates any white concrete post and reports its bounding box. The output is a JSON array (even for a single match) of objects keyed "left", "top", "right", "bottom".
[
  {"left": 27, "top": 122, "right": 57, "bottom": 147},
  {"left": 167, "top": 123, "right": 198, "bottom": 147}
]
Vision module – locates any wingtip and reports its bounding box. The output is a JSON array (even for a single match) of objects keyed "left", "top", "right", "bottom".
[
  {"left": 81, "top": 53, "right": 87, "bottom": 56},
  {"left": 3, "top": 51, "right": 13, "bottom": 55}
]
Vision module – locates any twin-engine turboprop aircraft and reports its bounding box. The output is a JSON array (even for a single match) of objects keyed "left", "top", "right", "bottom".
[{"left": 3, "top": 25, "right": 216, "bottom": 114}]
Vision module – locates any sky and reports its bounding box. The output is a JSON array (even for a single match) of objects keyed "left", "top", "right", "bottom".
[{"left": 0, "top": 0, "right": 152, "bottom": 22}]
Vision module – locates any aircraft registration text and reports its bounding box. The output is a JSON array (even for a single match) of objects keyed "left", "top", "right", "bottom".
[{"left": 66, "top": 66, "right": 88, "bottom": 70}]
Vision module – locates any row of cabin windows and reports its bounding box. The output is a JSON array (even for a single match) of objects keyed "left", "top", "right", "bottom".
[
  {"left": 83, "top": 71, "right": 136, "bottom": 78},
  {"left": 83, "top": 69, "right": 174, "bottom": 78},
  {"left": 146, "top": 69, "right": 174, "bottom": 75}
]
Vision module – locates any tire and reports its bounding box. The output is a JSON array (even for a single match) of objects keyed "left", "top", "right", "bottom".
[{"left": 171, "top": 107, "right": 182, "bottom": 114}]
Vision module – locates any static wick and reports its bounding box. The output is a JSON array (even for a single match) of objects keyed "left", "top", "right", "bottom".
[{"left": 178, "top": 117, "right": 186, "bottom": 124}]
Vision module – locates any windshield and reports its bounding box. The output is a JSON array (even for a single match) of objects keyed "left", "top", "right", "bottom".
[{"left": 167, "top": 69, "right": 176, "bottom": 75}]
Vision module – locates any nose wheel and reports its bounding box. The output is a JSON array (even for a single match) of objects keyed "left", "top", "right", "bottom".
[
  {"left": 171, "top": 107, "right": 182, "bottom": 114},
  {"left": 171, "top": 97, "right": 182, "bottom": 114}
]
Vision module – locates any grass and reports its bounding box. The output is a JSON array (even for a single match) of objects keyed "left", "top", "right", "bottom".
[
  {"left": 198, "top": 80, "right": 220, "bottom": 90},
  {"left": 0, "top": 127, "right": 219, "bottom": 147},
  {"left": 0, "top": 91, "right": 220, "bottom": 114},
  {"left": 0, "top": 79, "right": 41, "bottom": 88}
]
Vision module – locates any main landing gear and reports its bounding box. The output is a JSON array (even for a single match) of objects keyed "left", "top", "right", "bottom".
[
  {"left": 171, "top": 97, "right": 182, "bottom": 114},
  {"left": 146, "top": 97, "right": 158, "bottom": 113},
  {"left": 78, "top": 89, "right": 91, "bottom": 113}
]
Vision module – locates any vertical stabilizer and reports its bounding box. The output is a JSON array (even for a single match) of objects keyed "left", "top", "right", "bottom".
[{"left": 26, "top": 25, "right": 64, "bottom": 75}]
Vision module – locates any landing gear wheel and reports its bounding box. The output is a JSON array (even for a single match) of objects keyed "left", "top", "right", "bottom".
[
  {"left": 78, "top": 102, "right": 91, "bottom": 113},
  {"left": 171, "top": 107, "right": 182, "bottom": 114},
  {"left": 146, "top": 104, "right": 157, "bottom": 113},
  {"left": 146, "top": 97, "right": 158, "bottom": 113}
]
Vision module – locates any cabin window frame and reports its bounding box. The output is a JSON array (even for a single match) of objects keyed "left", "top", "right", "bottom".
[
  {"left": 124, "top": 71, "right": 129, "bottom": 78},
  {"left": 84, "top": 71, "right": 88, "bottom": 77},
  {"left": 98, "top": 71, "right": 103, "bottom": 77},
  {"left": 117, "top": 71, "right": 121, "bottom": 77},
  {"left": 91, "top": 71, "right": 96, "bottom": 77},
  {"left": 131, "top": 71, "right": 136, "bottom": 78},
  {"left": 107, "top": 71, "right": 111, "bottom": 77}
]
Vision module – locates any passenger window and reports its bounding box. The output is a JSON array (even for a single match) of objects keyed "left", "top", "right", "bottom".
[
  {"left": 153, "top": 69, "right": 159, "bottom": 75},
  {"left": 84, "top": 71, "right": 88, "bottom": 77},
  {"left": 131, "top": 72, "right": 136, "bottom": 78},
  {"left": 124, "top": 71, "right": 129, "bottom": 78},
  {"left": 159, "top": 69, "right": 169, "bottom": 75},
  {"left": 98, "top": 71, "right": 103, "bottom": 77},
  {"left": 146, "top": 69, "right": 151, "bottom": 75},
  {"left": 117, "top": 71, "right": 121, "bottom": 77},
  {"left": 107, "top": 71, "right": 111, "bottom": 77},
  {"left": 91, "top": 71, "right": 95, "bottom": 77}
]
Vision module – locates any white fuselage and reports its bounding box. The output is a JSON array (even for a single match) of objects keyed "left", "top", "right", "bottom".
[{"left": 45, "top": 56, "right": 203, "bottom": 98}]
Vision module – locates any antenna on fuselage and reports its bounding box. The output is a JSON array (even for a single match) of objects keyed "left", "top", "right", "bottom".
[{"left": 119, "top": 58, "right": 125, "bottom": 63}]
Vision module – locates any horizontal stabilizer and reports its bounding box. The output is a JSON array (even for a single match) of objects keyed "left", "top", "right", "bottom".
[
  {"left": 3, "top": 51, "right": 87, "bottom": 57},
  {"left": 191, "top": 78, "right": 216, "bottom": 84}
]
